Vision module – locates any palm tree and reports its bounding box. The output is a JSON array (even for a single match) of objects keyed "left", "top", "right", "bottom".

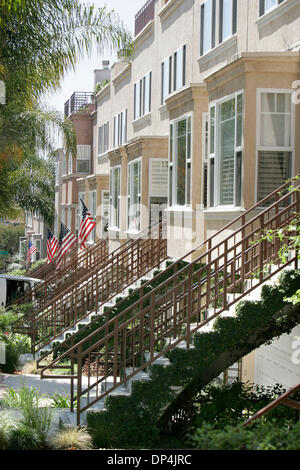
[{"left": 0, "top": 0, "right": 133, "bottom": 220}]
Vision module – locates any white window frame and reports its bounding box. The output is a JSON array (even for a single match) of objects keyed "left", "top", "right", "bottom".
[
  {"left": 168, "top": 113, "right": 193, "bottom": 208},
  {"left": 98, "top": 122, "right": 109, "bottom": 156},
  {"left": 134, "top": 72, "right": 152, "bottom": 120},
  {"left": 114, "top": 109, "right": 128, "bottom": 148},
  {"left": 76, "top": 145, "right": 91, "bottom": 173},
  {"left": 68, "top": 153, "right": 72, "bottom": 175},
  {"left": 127, "top": 158, "right": 142, "bottom": 232},
  {"left": 101, "top": 189, "right": 110, "bottom": 236},
  {"left": 202, "top": 112, "right": 209, "bottom": 208},
  {"left": 161, "top": 45, "right": 186, "bottom": 105},
  {"left": 219, "top": 0, "right": 237, "bottom": 44},
  {"left": 62, "top": 153, "right": 67, "bottom": 176},
  {"left": 200, "top": 0, "right": 216, "bottom": 56},
  {"left": 88, "top": 190, "right": 97, "bottom": 243},
  {"left": 255, "top": 88, "right": 294, "bottom": 204},
  {"left": 209, "top": 89, "right": 244, "bottom": 208},
  {"left": 55, "top": 161, "right": 60, "bottom": 186},
  {"left": 259, "top": 0, "right": 286, "bottom": 17},
  {"left": 109, "top": 166, "right": 121, "bottom": 230}
]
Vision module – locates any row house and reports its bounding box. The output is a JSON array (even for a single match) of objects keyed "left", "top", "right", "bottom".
[{"left": 55, "top": 0, "right": 300, "bottom": 387}]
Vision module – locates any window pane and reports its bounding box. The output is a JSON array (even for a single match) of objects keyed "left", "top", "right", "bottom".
[
  {"left": 176, "top": 122, "right": 186, "bottom": 205},
  {"left": 265, "top": 0, "right": 277, "bottom": 12},
  {"left": 277, "top": 93, "right": 291, "bottom": 113},
  {"left": 203, "top": 0, "right": 212, "bottom": 54},
  {"left": 261, "top": 93, "right": 275, "bottom": 112},
  {"left": 210, "top": 107, "right": 215, "bottom": 154},
  {"left": 257, "top": 151, "right": 291, "bottom": 203},
  {"left": 222, "top": 0, "right": 233, "bottom": 41},
  {"left": 261, "top": 113, "right": 291, "bottom": 147},
  {"left": 219, "top": 114, "right": 235, "bottom": 205}
]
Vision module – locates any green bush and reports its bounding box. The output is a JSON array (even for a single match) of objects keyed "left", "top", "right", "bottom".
[
  {"left": 192, "top": 382, "right": 298, "bottom": 430},
  {"left": 189, "top": 421, "right": 300, "bottom": 450},
  {"left": 0, "top": 411, "right": 18, "bottom": 450},
  {"left": 49, "top": 426, "right": 93, "bottom": 450},
  {"left": 1, "top": 384, "right": 52, "bottom": 446},
  {"left": 0, "top": 341, "right": 21, "bottom": 373},
  {"left": 8, "top": 425, "right": 42, "bottom": 450}
]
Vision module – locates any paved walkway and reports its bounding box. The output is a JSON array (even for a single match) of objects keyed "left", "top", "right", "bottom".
[{"left": 0, "top": 372, "right": 73, "bottom": 399}]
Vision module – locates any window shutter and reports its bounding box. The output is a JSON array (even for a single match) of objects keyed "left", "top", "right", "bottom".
[
  {"left": 219, "top": 0, "right": 223, "bottom": 43},
  {"left": 150, "top": 160, "right": 168, "bottom": 197},
  {"left": 200, "top": 4, "right": 204, "bottom": 56},
  {"left": 212, "top": 0, "right": 216, "bottom": 48}
]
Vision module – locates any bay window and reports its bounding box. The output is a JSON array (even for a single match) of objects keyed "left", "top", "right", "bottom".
[
  {"left": 208, "top": 91, "right": 243, "bottom": 208},
  {"left": 109, "top": 166, "right": 121, "bottom": 229},
  {"left": 257, "top": 90, "right": 293, "bottom": 203},
  {"left": 127, "top": 159, "right": 141, "bottom": 231},
  {"left": 169, "top": 115, "right": 192, "bottom": 207}
]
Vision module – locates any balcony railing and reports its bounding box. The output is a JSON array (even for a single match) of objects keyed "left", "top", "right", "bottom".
[
  {"left": 64, "top": 92, "right": 95, "bottom": 117},
  {"left": 135, "top": 0, "right": 155, "bottom": 37}
]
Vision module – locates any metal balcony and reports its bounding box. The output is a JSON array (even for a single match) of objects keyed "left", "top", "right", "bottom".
[
  {"left": 134, "top": 0, "right": 155, "bottom": 37},
  {"left": 64, "top": 92, "right": 95, "bottom": 117}
]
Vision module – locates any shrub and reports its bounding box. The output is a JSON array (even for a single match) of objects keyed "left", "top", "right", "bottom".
[
  {"left": 0, "top": 411, "right": 18, "bottom": 450},
  {"left": 49, "top": 426, "right": 93, "bottom": 450},
  {"left": 50, "top": 393, "right": 72, "bottom": 408},
  {"left": 8, "top": 425, "right": 42, "bottom": 450},
  {"left": 2, "top": 383, "right": 52, "bottom": 445},
  {"left": 0, "top": 341, "right": 20, "bottom": 373},
  {"left": 189, "top": 421, "right": 300, "bottom": 450}
]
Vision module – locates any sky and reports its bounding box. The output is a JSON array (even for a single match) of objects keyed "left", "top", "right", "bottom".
[{"left": 44, "top": 0, "right": 147, "bottom": 115}]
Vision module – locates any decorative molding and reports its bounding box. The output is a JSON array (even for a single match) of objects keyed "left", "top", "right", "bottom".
[
  {"left": 134, "top": 20, "right": 154, "bottom": 50},
  {"left": 197, "top": 34, "right": 238, "bottom": 67},
  {"left": 132, "top": 112, "right": 152, "bottom": 130},
  {"left": 256, "top": 0, "right": 299, "bottom": 29},
  {"left": 158, "top": 0, "right": 185, "bottom": 23},
  {"left": 112, "top": 63, "right": 131, "bottom": 88}
]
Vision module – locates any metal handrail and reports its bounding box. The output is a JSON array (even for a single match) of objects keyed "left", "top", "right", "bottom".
[
  {"left": 14, "top": 218, "right": 168, "bottom": 353},
  {"left": 39, "top": 176, "right": 300, "bottom": 425},
  {"left": 11, "top": 239, "right": 108, "bottom": 308},
  {"left": 243, "top": 383, "right": 300, "bottom": 426}
]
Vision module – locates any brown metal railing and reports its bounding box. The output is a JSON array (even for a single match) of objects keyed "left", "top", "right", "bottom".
[
  {"left": 64, "top": 92, "right": 95, "bottom": 117},
  {"left": 243, "top": 383, "right": 300, "bottom": 426},
  {"left": 135, "top": 0, "right": 155, "bottom": 36},
  {"left": 14, "top": 219, "right": 167, "bottom": 353},
  {"left": 40, "top": 176, "right": 299, "bottom": 424},
  {"left": 10, "top": 239, "right": 108, "bottom": 308}
]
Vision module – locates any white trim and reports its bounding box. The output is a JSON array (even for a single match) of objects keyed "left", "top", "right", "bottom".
[
  {"left": 197, "top": 34, "right": 238, "bottom": 66},
  {"left": 168, "top": 112, "right": 193, "bottom": 209},
  {"left": 255, "top": 88, "right": 295, "bottom": 204},
  {"left": 127, "top": 157, "right": 142, "bottom": 232},
  {"left": 209, "top": 89, "right": 244, "bottom": 208},
  {"left": 256, "top": 0, "right": 299, "bottom": 29}
]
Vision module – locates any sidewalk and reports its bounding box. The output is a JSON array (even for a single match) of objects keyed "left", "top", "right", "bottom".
[{"left": 0, "top": 372, "right": 73, "bottom": 399}]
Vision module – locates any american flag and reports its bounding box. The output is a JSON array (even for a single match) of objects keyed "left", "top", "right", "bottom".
[
  {"left": 56, "top": 222, "right": 77, "bottom": 269},
  {"left": 47, "top": 229, "right": 58, "bottom": 264},
  {"left": 78, "top": 199, "right": 96, "bottom": 249},
  {"left": 27, "top": 240, "right": 37, "bottom": 264}
]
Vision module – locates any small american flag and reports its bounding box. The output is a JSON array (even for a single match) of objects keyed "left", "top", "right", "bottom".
[
  {"left": 78, "top": 199, "right": 96, "bottom": 249},
  {"left": 27, "top": 240, "right": 37, "bottom": 264},
  {"left": 47, "top": 229, "right": 58, "bottom": 264},
  {"left": 56, "top": 222, "right": 77, "bottom": 269}
]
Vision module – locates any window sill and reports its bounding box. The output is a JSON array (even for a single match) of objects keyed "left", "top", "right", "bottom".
[
  {"left": 125, "top": 229, "right": 141, "bottom": 236},
  {"left": 158, "top": 0, "right": 185, "bottom": 23},
  {"left": 108, "top": 227, "right": 120, "bottom": 233},
  {"left": 132, "top": 112, "right": 151, "bottom": 128},
  {"left": 204, "top": 206, "right": 245, "bottom": 219},
  {"left": 165, "top": 206, "right": 194, "bottom": 213},
  {"left": 256, "top": 0, "right": 298, "bottom": 29},
  {"left": 197, "top": 34, "right": 238, "bottom": 66}
]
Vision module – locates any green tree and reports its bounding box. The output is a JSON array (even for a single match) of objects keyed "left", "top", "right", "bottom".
[{"left": 0, "top": 0, "right": 132, "bottom": 219}]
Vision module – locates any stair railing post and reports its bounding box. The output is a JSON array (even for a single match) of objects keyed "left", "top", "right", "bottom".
[
  {"left": 70, "top": 337, "right": 75, "bottom": 413},
  {"left": 186, "top": 264, "right": 192, "bottom": 349},
  {"left": 150, "top": 292, "right": 155, "bottom": 360},
  {"left": 76, "top": 345, "right": 83, "bottom": 426}
]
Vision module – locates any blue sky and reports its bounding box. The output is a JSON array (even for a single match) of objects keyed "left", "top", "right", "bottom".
[{"left": 44, "top": 0, "right": 147, "bottom": 114}]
